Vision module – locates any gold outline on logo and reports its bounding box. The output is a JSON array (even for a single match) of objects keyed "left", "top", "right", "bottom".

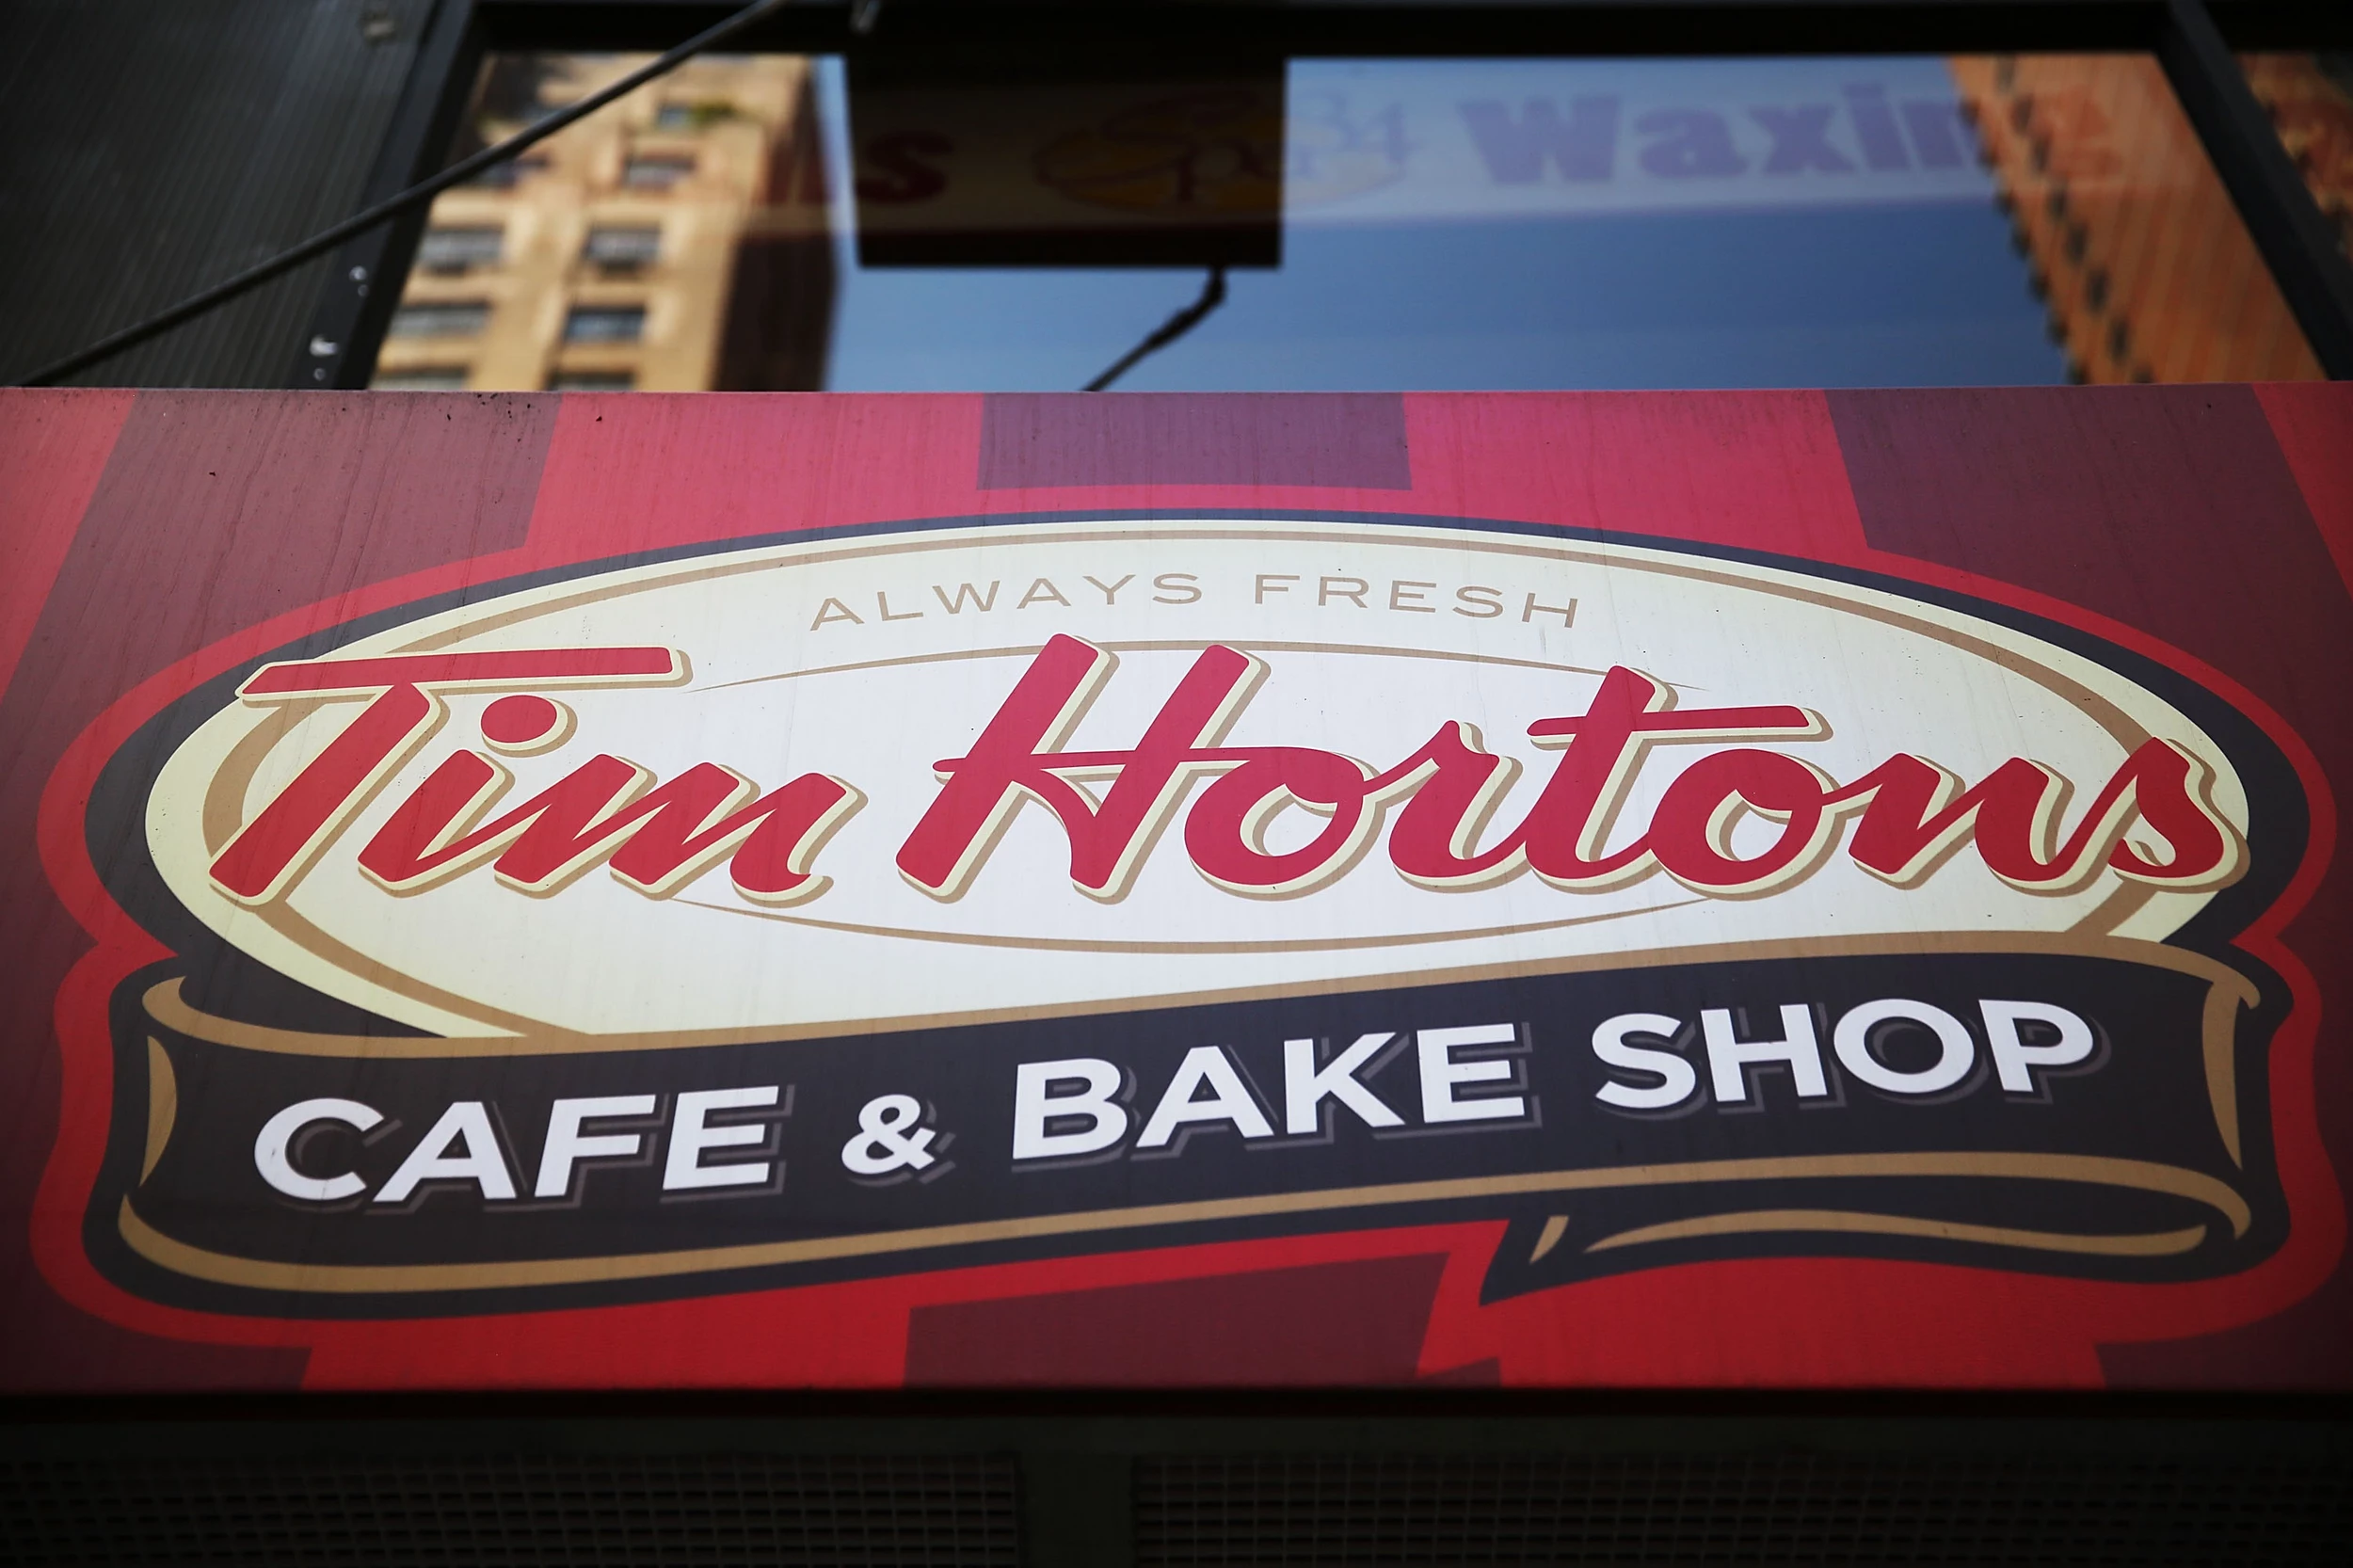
[
  {"left": 127, "top": 520, "right": 2274, "bottom": 1301},
  {"left": 1582, "top": 1208, "right": 2209, "bottom": 1258},
  {"left": 119, "top": 1148, "right": 2249, "bottom": 1297},
  {"left": 137, "top": 923, "right": 2259, "bottom": 1168}
]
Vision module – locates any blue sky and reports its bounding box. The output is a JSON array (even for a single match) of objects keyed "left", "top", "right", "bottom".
[{"left": 811, "top": 57, "right": 2067, "bottom": 392}]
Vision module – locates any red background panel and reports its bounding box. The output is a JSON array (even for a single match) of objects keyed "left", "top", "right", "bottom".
[{"left": 2, "top": 387, "right": 2346, "bottom": 1393}]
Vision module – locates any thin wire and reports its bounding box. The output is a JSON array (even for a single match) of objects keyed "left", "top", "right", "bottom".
[
  {"left": 10, "top": 0, "right": 795, "bottom": 389},
  {"left": 1084, "top": 265, "right": 1228, "bottom": 391}
]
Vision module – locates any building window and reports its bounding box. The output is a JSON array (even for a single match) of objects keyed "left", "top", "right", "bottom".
[
  {"left": 370, "top": 367, "right": 472, "bottom": 391},
  {"left": 416, "top": 227, "right": 504, "bottom": 273},
  {"left": 653, "top": 100, "right": 736, "bottom": 131},
  {"left": 465, "top": 154, "right": 549, "bottom": 189},
  {"left": 549, "top": 371, "right": 637, "bottom": 390},
  {"left": 622, "top": 153, "right": 696, "bottom": 189},
  {"left": 374, "top": 52, "right": 825, "bottom": 392},
  {"left": 564, "top": 305, "right": 647, "bottom": 343},
  {"left": 388, "top": 301, "right": 490, "bottom": 338},
  {"left": 584, "top": 226, "right": 663, "bottom": 272}
]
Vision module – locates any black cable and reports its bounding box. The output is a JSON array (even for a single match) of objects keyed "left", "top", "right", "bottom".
[
  {"left": 1084, "top": 266, "right": 1228, "bottom": 391},
  {"left": 11, "top": 0, "right": 795, "bottom": 389}
]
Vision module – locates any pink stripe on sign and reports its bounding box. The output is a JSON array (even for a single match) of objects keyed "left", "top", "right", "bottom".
[
  {"left": 1399, "top": 392, "right": 1868, "bottom": 562},
  {"left": 1828, "top": 381, "right": 2353, "bottom": 1391},
  {"left": 0, "top": 391, "right": 136, "bottom": 704},
  {"left": 520, "top": 393, "right": 992, "bottom": 566},
  {"left": 978, "top": 393, "right": 1412, "bottom": 489},
  {"left": 1826, "top": 385, "right": 2349, "bottom": 718}
]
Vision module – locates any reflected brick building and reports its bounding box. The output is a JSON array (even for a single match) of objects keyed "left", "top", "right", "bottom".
[
  {"left": 2244, "top": 53, "right": 2353, "bottom": 262},
  {"left": 374, "top": 53, "right": 833, "bottom": 392},
  {"left": 1953, "top": 54, "right": 2322, "bottom": 383}
]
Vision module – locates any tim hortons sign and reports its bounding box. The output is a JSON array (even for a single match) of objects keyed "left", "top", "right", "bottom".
[
  {"left": 8, "top": 388, "right": 2347, "bottom": 1389},
  {"left": 100, "top": 513, "right": 2289, "bottom": 1308}
]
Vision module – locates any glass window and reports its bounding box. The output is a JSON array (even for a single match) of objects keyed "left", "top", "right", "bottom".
[
  {"left": 2240, "top": 53, "right": 2353, "bottom": 260},
  {"left": 584, "top": 226, "right": 664, "bottom": 271},
  {"left": 654, "top": 101, "right": 737, "bottom": 131},
  {"left": 564, "top": 304, "right": 646, "bottom": 343},
  {"left": 373, "top": 49, "right": 2318, "bottom": 392},
  {"left": 549, "top": 370, "right": 637, "bottom": 390},
  {"left": 623, "top": 153, "right": 696, "bottom": 189},
  {"left": 387, "top": 301, "right": 489, "bottom": 338},
  {"left": 417, "top": 226, "right": 504, "bottom": 273},
  {"left": 370, "top": 366, "right": 472, "bottom": 390},
  {"left": 375, "top": 55, "right": 818, "bottom": 392},
  {"left": 466, "top": 154, "right": 549, "bottom": 189}
]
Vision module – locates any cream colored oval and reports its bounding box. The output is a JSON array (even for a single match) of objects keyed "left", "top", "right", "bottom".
[{"left": 145, "top": 518, "right": 2249, "bottom": 1042}]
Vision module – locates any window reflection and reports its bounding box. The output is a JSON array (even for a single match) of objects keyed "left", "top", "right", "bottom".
[
  {"left": 417, "top": 227, "right": 504, "bottom": 274},
  {"left": 387, "top": 301, "right": 489, "bottom": 338},
  {"left": 828, "top": 56, "right": 2069, "bottom": 390},
  {"left": 373, "top": 367, "right": 471, "bottom": 390},
  {"left": 564, "top": 305, "right": 647, "bottom": 343},
  {"left": 584, "top": 226, "right": 663, "bottom": 272},
  {"left": 374, "top": 51, "right": 2317, "bottom": 392},
  {"left": 2240, "top": 54, "right": 2353, "bottom": 261},
  {"left": 622, "top": 154, "right": 697, "bottom": 190},
  {"left": 373, "top": 53, "right": 830, "bottom": 393},
  {"left": 1952, "top": 55, "right": 2320, "bottom": 382},
  {"left": 465, "top": 154, "right": 549, "bottom": 189}
]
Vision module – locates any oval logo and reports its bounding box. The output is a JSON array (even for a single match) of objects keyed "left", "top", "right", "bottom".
[{"left": 147, "top": 516, "right": 2248, "bottom": 1043}]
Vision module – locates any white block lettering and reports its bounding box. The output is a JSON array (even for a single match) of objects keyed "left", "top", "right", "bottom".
[
  {"left": 534, "top": 1094, "right": 656, "bottom": 1198},
  {"left": 1283, "top": 1033, "right": 1404, "bottom": 1134},
  {"left": 1980, "top": 1000, "right": 2096, "bottom": 1092},
  {"left": 1012, "top": 1059, "right": 1129, "bottom": 1160},
  {"left": 1592, "top": 1014, "right": 1697, "bottom": 1111},
  {"left": 1703, "top": 1006, "right": 1829, "bottom": 1103},
  {"left": 1139, "top": 1046, "right": 1275, "bottom": 1148},
  {"left": 1417, "top": 1023, "right": 1525, "bottom": 1123},
  {"left": 663, "top": 1085, "right": 779, "bottom": 1191},
  {"left": 253, "top": 1097, "right": 380, "bottom": 1202},
  {"left": 1833, "top": 999, "right": 1976, "bottom": 1095},
  {"left": 376, "top": 1101, "right": 517, "bottom": 1204}
]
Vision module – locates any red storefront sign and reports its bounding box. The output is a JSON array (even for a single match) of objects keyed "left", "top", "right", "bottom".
[{"left": 1, "top": 385, "right": 2346, "bottom": 1391}]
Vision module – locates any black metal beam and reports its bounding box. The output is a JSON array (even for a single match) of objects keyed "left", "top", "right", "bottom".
[
  {"left": 2157, "top": 0, "right": 2353, "bottom": 377},
  {"left": 297, "top": 0, "right": 488, "bottom": 392},
  {"left": 463, "top": 0, "right": 2353, "bottom": 58},
  {"left": 2206, "top": 0, "right": 2353, "bottom": 51},
  {"left": 475, "top": 0, "right": 2185, "bottom": 57}
]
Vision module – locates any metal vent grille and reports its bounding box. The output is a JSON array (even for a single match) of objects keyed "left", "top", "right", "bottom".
[
  {"left": 0, "top": 1451, "right": 1019, "bottom": 1567},
  {"left": 1134, "top": 1452, "right": 2353, "bottom": 1566}
]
